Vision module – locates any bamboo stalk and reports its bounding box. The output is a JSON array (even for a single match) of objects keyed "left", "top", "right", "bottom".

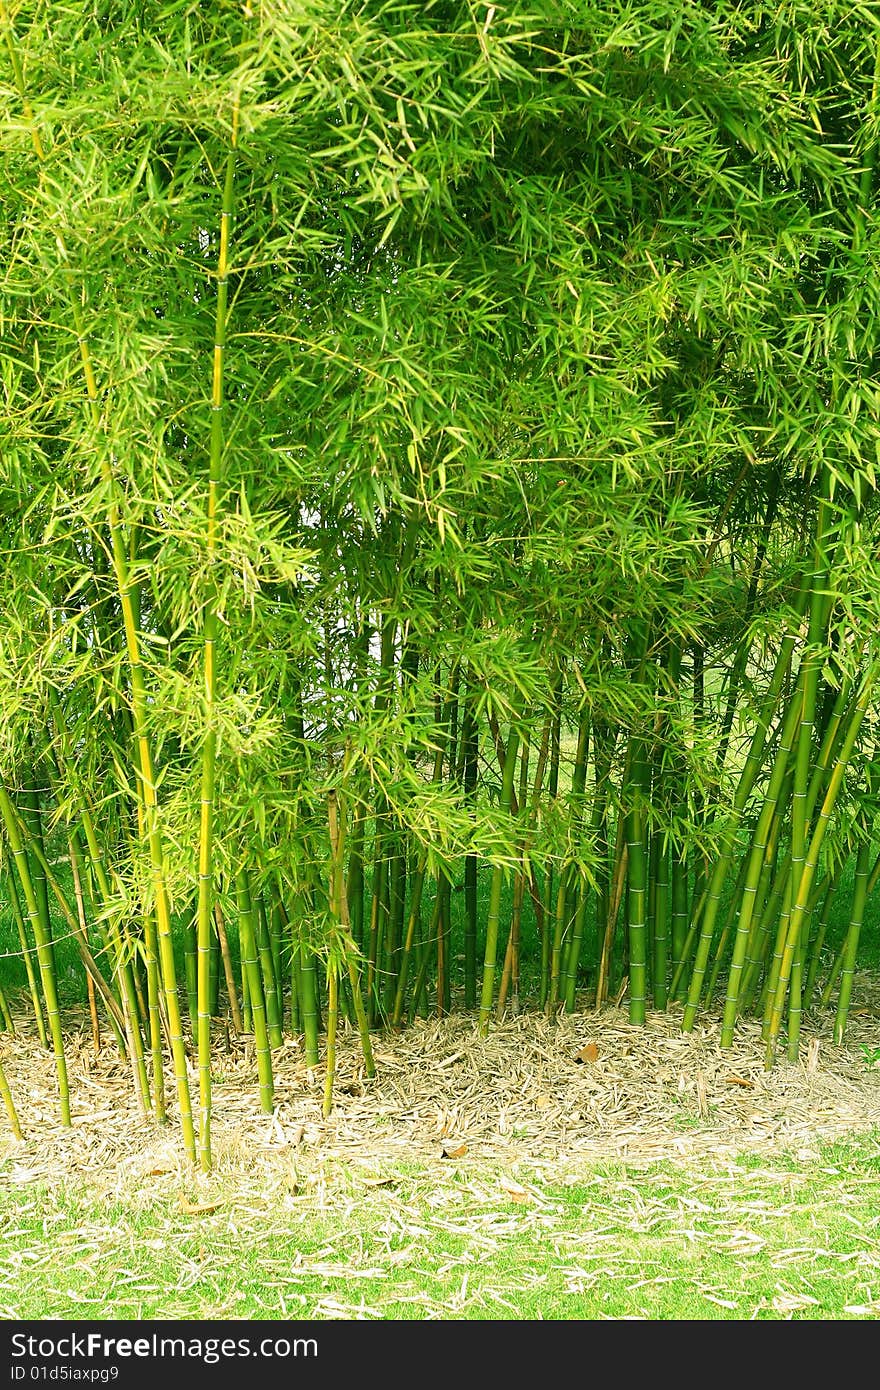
[
  {"left": 684, "top": 590, "right": 808, "bottom": 1034},
  {"left": 3, "top": 856, "right": 46, "bottom": 1046},
  {"left": 0, "top": 785, "right": 69, "bottom": 1124},
  {"left": 45, "top": 697, "right": 149, "bottom": 1104},
  {"left": 391, "top": 853, "right": 427, "bottom": 1028},
  {"left": 716, "top": 676, "right": 805, "bottom": 1043},
  {"left": 0, "top": 983, "right": 14, "bottom": 1035},
  {"left": 214, "top": 903, "right": 243, "bottom": 1035},
  {"left": 235, "top": 866, "right": 274, "bottom": 1112},
  {"left": 323, "top": 963, "right": 338, "bottom": 1119},
  {"left": 764, "top": 672, "right": 875, "bottom": 1062},
  {"left": 328, "top": 789, "right": 374, "bottom": 1076},
  {"left": 478, "top": 718, "right": 520, "bottom": 1036},
  {"left": 194, "top": 94, "right": 239, "bottom": 1170},
  {"left": 651, "top": 829, "right": 669, "bottom": 1009},
  {"left": 69, "top": 838, "right": 101, "bottom": 1059},
  {"left": 0, "top": 1051, "right": 22, "bottom": 1140},
  {"left": 832, "top": 839, "right": 872, "bottom": 1043},
  {"left": 297, "top": 931, "right": 321, "bottom": 1068},
  {"left": 625, "top": 737, "right": 650, "bottom": 1026}
]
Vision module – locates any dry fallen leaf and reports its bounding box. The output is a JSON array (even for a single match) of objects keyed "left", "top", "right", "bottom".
[
  {"left": 178, "top": 1197, "right": 223, "bottom": 1216},
  {"left": 574, "top": 1042, "right": 599, "bottom": 1064},
  {"left": 500, "top": 1184, "right": 531, "bottom": 1204}
]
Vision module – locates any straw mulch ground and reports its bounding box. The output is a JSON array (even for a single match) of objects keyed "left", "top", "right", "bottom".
[{"left": 2, "top": 975, "right": 879, "bottom": 1196}]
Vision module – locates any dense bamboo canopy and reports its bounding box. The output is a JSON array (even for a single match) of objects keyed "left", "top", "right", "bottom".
[{"left": 2, "top": 0, "right": 880, "bottom": 1167}]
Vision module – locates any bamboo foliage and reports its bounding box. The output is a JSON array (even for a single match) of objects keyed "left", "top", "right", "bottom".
[{"left": 1, "top": 1, "right": 880, "bottom": 1160}]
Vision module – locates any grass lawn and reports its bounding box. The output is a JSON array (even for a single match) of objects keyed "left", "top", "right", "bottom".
[{"left": 2, "top": 1126, "right": 879, "bottom": 1319}]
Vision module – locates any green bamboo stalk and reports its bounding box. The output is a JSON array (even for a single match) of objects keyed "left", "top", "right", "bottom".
[
  {"left": 287, "top": 938, "right": 301, "bottom": 1034},
  {"left": 268, "top": 900, "right": 284, "bottom": 1013},
  {"left": 327, "top": 789, "right": 374, "bottom": 1077},
  {"left": 478, "top": 718, "right": 520, "bottom": 1035},
  {"left": 760, "top": 874, "right": 794, "bottom": 1027},
  {"left": 786, "top": 478, "right": 833, "bottom": 1062},
  {"left": 435, "top": 872, "right": 452, "bottom": 1018},
  {"left": 345, "top": 951, "right": 375, "bottom": 1079},
  {"left": 235, "top": 866, "right": 274, "bottom": 1112},
  {"left": 547, "top": 876, "right": 568, "bottom": 1015},
  {"left": 45, "top": 691, "right": 148, "bottom": 1101},
  {"left": 499, "top": 725, "right": 532, "bottom": 1016},
  {"left": 832, "top": 839, "right": 871, "bottom": 1044},
  {"left": 76, "top": 818, "right": 150, "bottom": 1108},
  {"left": 241, "top": 953, "right": 251, "bottom": 1032},
  {"left": 366, "top": 617, "right": 396, "bottom": 1022},
  {"left": 560, "top": 710, "right": 590, "bottom": 1010},
  {"left": 0, "top": 982, "right": 14, "bottom": 1034},
  {"left": 716, "top": 675, "right": 805, "bottom": 1043},
  {"left": 323, "top": 963, "right": 338, "bottom": 1119},
  {"left": 560, "top": 880, "right": 588, "bottom": 1015},
  {"left": 739, "top": 824, "right": 788, "bottom": 1011},
  {"left": 346, "top": 807, "right": 366, "bottom": 953},
  {"left": 651, "top": 829, "right": 669, "bottom": 1010},
  {"left": 410, "top": 890, "right": 443, "bottom": 1021},
  {"left": 3, "top": 857, "right": 46, "bottom": 1046},
  {"left": 498, "top": 866, "right": 526, "bottom": 1018},
  {"left": 715, "top": 471, "right": 782, "bottom": 775},
  {"left": 670, "top": 845, "right": 689, "bottom": 991},
  {"left": 704, "top": 882, "right": 741, "bottom": 1006},
  {"left": 0, "top": 2, "right": 45, "bottom": 163},
  {"left": 595, "top": 816, "right": 629, "bottom": 1008},
  {"left": 21, "top": 826, "right": 129, "bottom": 1051},
  {"left": 589, "top": 719, "right": 615, "bottom": 985},
  {"left": 253, "top": 887, "right": 283, "bottom": 1048},
  {"left": 668, "top": 911, "right": 700, "bottom": 1003},
  {"left": 684, "top": 589, "right": 808, "bottom": 1034},
  {"left": 0, "top": 785, "right": 69, "bottom": 1124},
  {"left": 691, "top": 640, "right": 706, "bottom": 916},
  {"left": 183, "top": 912, "right": 198, "bottom": 1035},
  {"left": 787, "top": 922, "right": 807, "bottom": 1063},
  {"left": 366, "top": 850, "right": 388, "bottom": 1023},
  {"left": 383, "top": 835, "right": 406, "bottom": 1017},
  {"left": 803, "top": 874, "right": 840, "bottom": 1008},
  {"left": 298, "top": 934, "right": 321, "bottom": 1069},
  {"left": 142, "top": 911, "right": 166, "bottom": 1122},
  {"left": 540, "top": 675, "right": 563, "bottom": 1008},
  {"left": 20, "top": 775, "right": 55, "bottom": 982},
  {"left": 625, "top": 736, "right": 650, "bottom": 1026},
  {"left": 765, "top": 673, "right": 875, "bottom": 1063},
  {"left": 819, "top": 929, "right": 847, "bottom": 1009},
  {"left": 391, "top": 852, "right": 427, "bottom": 1028}
]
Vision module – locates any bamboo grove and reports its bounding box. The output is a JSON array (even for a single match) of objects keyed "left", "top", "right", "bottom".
[{"left": 2, "top": 0, "right": 880, "bottom": 1167}]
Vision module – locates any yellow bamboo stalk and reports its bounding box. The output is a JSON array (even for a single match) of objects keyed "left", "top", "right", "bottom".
[
  {"left": 0, "top": 1051, "right": 22, "bottom": 1140},
  {"left": 196, "top": 94, "right": 240, "bottom": 1172}
]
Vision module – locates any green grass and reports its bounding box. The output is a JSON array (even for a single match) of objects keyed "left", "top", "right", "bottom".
[{"left": 1, "top": 1135, "right": 879, "bottom": 1319}]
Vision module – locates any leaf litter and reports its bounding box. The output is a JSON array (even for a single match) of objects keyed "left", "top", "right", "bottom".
[{"left": 0, "top": 975, "right": 879, "bottom": 1318}]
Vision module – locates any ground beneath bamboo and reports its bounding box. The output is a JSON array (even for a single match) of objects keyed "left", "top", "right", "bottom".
[{"left": 2, "top": 975, "right": 879, "bottom": 1193}]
